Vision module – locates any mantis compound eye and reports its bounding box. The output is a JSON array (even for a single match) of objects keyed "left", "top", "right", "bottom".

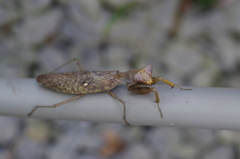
[
  {"left": 145, "top": 65, "right": 153, "bottom": 74},
  {"left": 134, "top": 74, "right": 143, "bottom": 81},
  {"left": 134, "top": 65, "right": 153, "bottom": 84}
]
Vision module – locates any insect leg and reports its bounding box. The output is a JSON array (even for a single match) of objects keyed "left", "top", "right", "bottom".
[
  {"left": 28, "top": 94, "right": 84, "bottom": 116},
  {"left": 153, "top": 76, "right": 192, "bottom": 90},
  {"left": 128, "top": 86, "right": 163, "bottom": 119},
  {"left": 106, "top": 91, "right": 130, "bottom": 125},
  {"left": 49, "top": 58, "right": 84, "bottom": 73}
]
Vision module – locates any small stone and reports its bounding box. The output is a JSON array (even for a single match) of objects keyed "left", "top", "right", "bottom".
[
  {"left": 0, "top": 117, "right": 19, "bottom": 144},
  {"left": 26, "top": 119, "right": 51, "bottom": 142},
  {"left": 204, "top": 146, "right": 232, "bottom": 159},
  {"left": 22, "top": 0, "right": 51, "bottom": 14},
  {"left": 123, "top": 144, "right": 154, "bottom": 159},
  {"left": 19, "top": 9, "right": 62, "bottom": 46},
  {"left": 166, "top": 42, "right": 203, "bottom": 75}
]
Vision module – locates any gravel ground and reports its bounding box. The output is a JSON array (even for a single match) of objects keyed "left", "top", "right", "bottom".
[{"left": 0, "top": 0, "right": 240, "bottom": 159}]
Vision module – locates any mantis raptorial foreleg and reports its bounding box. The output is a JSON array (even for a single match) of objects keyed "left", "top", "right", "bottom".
[
  {"left": 127, "top": 84, "right": 163, "bottom": 119},
  {"left": 152, "top": 76, "right": 191, "bottom": 90}
]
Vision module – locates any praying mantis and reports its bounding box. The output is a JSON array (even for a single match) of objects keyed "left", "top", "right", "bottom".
[{"left": 28, "top": 58, "right": 191, "bottom": 125}]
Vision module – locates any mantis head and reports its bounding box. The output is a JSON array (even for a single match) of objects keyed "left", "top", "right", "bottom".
[{"left": 134, "top": 65, "right": 153, "bottom": 85}]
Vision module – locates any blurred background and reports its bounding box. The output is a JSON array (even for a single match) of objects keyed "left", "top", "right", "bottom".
[{"left": 1, "top": 0, "right": 240, "bottom": 158}]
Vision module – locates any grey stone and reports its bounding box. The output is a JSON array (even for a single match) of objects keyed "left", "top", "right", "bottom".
[
  {"left": 19, "top": 9, "right": 62, "bottom": 46},
  {"left": 22, "top": 0, "right": 51, "bottom": 15},
  {"left": 191, "top": 58, "right": 220, "bottom": 87},
  {"left": 0, "top": 117, "right": 19, "bottom": 144},
  {"left": 204, "top": 146, "right": 232, "bottom": 159},
  {"left": 165, "top": 42, "right": 203, "bottom": 75},
  {"left": 38, "top": 47, "right": 73, "bottom": 73},
  {"left": 188, "top": 129, "right": 215, "bottom": 145},
  {"left": 227, "top": 2, "right": 240, "bottom": 31},
  {"left": 0, "top": 7, "right": 18, "bottom": 26},
  {"left": 47, "top": 123, "right": 99, "bottom": 159},
  {"left": 123, "top": 144, "right": 154, "bottom": 159},
  {"left": 217, "top": 37, "right": 238, "bottom": 70},
  {"left": 71, "top": 0, "right": 101, "bottom": 19},
  {"left": 17, "top": 138, "right": 46, "bottom": 159},
  {"left": 109, "top": 20, "right": 146, "bottom": 42},
  {"left": 146, "top": 127, "right": 182, "bottom": 158}
]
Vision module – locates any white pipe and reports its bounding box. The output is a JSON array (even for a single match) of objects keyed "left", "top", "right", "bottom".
[{"left": 1, "top": 78, "right": 240, "bottom": 130}]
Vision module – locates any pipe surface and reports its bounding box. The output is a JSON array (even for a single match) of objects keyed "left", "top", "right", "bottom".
[{"left": 0, "top": 78, "right": 240, "bottom": 130}]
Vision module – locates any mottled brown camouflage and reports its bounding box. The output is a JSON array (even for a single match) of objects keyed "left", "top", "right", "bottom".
[{"left": 37, "top": 71, "right": 120, "bottom": 94}]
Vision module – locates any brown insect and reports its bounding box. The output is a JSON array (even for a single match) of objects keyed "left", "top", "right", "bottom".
[{"left": 28, "top": 58, "right": 191, "bottom": 125}]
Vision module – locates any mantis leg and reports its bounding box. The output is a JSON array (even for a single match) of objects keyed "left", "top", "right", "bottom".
[
  {"left": 152, "top": 76, "right": 192, "bottom": 90},
  {"left": 49, "top": 58, "right": 84, "bottom": 73},
  {"left": 106, "top": 91, "right": 130, "bottom": 125},
  {"left": 128, "top": 86, "right": 163, "bottom": 119},
  {"left": 28, "top": 94, "right": 85, "bottom": 116},
  {"left": 126, "top": 77, "right": 191, "bottom": 90}
]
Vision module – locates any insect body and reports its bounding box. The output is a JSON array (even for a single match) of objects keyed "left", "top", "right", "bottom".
[
  {"left": 28, "top": 58, "right": 191, "bottom": 125},
  {"left": 37, "top": 71, "right": 120, "bottom": 94}
]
